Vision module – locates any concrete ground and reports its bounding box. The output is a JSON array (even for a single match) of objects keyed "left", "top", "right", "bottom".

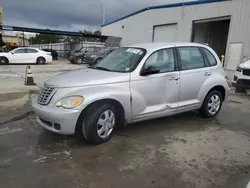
[
  {"left": 0, "top": 62, "right": 250, "bottom": 188},
  {"left": 0, "top": 60, "right": 85, "bottom": 93}
]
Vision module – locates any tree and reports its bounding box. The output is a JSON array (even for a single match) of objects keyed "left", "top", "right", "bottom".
[
  {"left": 29, "top": 34, "right": 62, "bottom": 44},
  {"left": 93, "top": 30, "right": 101, "bottom": 35},
  {"left": 29, "top": 30, "right": 102, "bottom": 44},
  {"left": 63, "top": 30, "right": 102, "bottom": 43}
]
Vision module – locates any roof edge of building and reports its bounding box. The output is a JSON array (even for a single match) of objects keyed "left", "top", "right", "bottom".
[{"left": 101, "top": 0, "right": 225, "bottom": 27}]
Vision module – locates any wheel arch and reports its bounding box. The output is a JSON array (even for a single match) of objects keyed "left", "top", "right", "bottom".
[
  {"left": 36, "top": 56, "right": 46, "bottom": 62},
  {"left": 75, "top": 98, "right": 126, "bottom": 134},
  {"left": 206, "top": 85, "right": 226, "bottom": 101}
]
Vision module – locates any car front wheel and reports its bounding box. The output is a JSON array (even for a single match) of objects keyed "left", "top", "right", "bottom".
[
  {"left": 82, "top": 103, "right": 116, "bottom": 144},
  {"left": 75, "top": 57, "right": 83, "bottom": 64},
  {"left": 199, "top": 90, "right": 222, "bottom": 118},
  {"left": 0, "top": 57, "right": 9, "bottom": 64}
]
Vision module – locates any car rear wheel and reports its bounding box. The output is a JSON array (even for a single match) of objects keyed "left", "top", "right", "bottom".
[
  {"left": 199, "top": 90, "right": 222, "bottom": 118},
  {"left": 37, "top": 57, "right": 46, "bottom": 64},
  {"left": 0, "top": 57, "right": 9, "bottom": 64},
  {"left": 81, "top": 103, "right": 116, "bottom": 144}
]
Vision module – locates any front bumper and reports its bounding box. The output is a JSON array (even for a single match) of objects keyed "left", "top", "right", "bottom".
[
  {"left": 232, "top": 71, "right": 250, "bottom": 89},
  {"left": 32, "top": 97, "right": 82, "bottom": 135}
]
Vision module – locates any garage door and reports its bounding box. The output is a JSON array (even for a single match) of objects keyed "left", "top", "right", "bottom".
[{"left": 153, "top": 24, "right": 177, "bottom": 42}]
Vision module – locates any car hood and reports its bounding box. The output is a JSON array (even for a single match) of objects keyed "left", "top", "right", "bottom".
[
  {"left": 45, "top": 68, "right": 130, "bottom": 88},
  {"left": 240, "top": 60, "right": 250, "bottom": 69},
  {"left": 85, "top": 52, "right": 103, "bottom": 57},
  {"left": 73, "top": 52, "right": 84, "bottom": 56}
]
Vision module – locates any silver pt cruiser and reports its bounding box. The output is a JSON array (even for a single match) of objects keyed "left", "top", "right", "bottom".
[{"left": 32, "top": 43, "right": 230, "bottom": 144}]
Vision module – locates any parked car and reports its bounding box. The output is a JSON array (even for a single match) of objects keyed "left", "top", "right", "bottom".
[
  {"left": 232, "top": 60, "right": 250, "bottom": 91},
  {"left": 0, "top": 47, "right": 53, "bottom": 64},
  {"left": 68, "top": 46, "right": 102, "bottom": 64},
  {"left": 42, "top": 49, "right": 58, "bottom": 60},
  {"left": 32, "top": 43, "right": 229, "bottom": 144},
  {"left": 66, "top": 47, "right": 85, "bottom": 59},
  {"left": 84, "top": 47, "right": 117, "bottom": 65}
]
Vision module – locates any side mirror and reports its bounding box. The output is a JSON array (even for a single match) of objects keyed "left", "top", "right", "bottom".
[
  {"left": 11, "top": 52, "right": 14, "bottom": 55},
  {"left": 140, "top": 66, "right": 160, "bottom": 76}
]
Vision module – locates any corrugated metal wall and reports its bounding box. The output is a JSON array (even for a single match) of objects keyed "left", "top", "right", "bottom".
[{"left": 102, "top": 0, "right": 250, "bottom": 69}]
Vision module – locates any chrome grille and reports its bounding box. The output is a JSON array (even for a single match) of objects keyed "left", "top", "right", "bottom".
[{"left": 37, "top": 86, "right": 56, "bottom": 105}]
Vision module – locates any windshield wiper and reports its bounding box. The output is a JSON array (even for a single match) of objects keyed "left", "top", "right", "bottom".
[{"left": 94, "top": 67, "right": 111, "bottom": 71}]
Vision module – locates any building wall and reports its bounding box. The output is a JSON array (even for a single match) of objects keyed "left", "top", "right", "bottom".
[{"left": 102, "top": 0, "right": 250, "bottom": 68}]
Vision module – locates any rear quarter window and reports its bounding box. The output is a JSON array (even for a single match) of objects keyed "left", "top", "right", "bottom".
[{"left": 202, "top": 48, "right": 217, "bottom": 66}]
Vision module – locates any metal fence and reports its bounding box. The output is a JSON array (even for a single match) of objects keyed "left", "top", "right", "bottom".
[{"left": 29, "top": 42, "right": 105, "bottom": 60}]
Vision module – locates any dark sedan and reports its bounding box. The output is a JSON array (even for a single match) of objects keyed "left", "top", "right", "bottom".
[
  {"left": 84, "top": 47, "right": 117, "bottom": 65},
  {"left": 69, "top": 46, "right": 102, "bottom": 64},
  {"left": 42, "top": 49, "right": 58, "bottom": 60}
]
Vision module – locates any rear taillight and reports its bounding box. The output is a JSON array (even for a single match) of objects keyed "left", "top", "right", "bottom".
[{"left": 225, "top": 76, "right": 230, "bottom": 88}]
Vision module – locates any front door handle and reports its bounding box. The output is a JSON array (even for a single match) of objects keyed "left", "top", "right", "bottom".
[
  {"left": 204, "top": 72, "right": 211, "bottom": 76},
  {"left": 169, "top": 77, "right": 179, "bottom": 81}
]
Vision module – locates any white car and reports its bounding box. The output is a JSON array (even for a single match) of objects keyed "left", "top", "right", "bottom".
[
  {"left": 232, "top": 60, "right": 250, "bottom": 90},
  {"left": 0, "top": 47, "right": 53, "bottom": 64}
]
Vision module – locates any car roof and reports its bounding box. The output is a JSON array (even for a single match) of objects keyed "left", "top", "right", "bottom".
[
  {"left": 127, "top": 42, "right": 209, "bottom": 52},
  {"left": 15, "top": 47, "right": 39, "bottom": 50}
]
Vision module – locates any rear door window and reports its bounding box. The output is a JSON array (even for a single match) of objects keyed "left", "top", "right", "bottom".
[
  {"left": 177, "top": 47, "right": 205, "bottom": 70},
  {"left": 26, "top": 49, "right": 38, "bottom": 53},
  {"left": 201, "top": 48, "right": 217, "bottom": 66}
]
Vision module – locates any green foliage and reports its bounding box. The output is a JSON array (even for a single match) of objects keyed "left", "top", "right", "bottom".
[
  {"left": 29, "top": 30, "right": 102, "bottom": 44},
  {"left": 29, "top": 34, "right": 62, "bottom": 44}
]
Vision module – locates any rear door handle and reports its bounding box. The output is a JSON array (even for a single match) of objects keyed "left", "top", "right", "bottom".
[
  {"left": 169, "top": 77, "right": 179, "bottom": 81},
  {"left": 204, "top": 72, "right": 211, "bottom": 76}
]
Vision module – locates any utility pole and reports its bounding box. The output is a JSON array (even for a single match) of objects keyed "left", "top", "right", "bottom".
[
  {"left": 22, "top": 32, "right": 25, "bottom": 46},
  {"left": 101, "top": 0, "right": 106, "bottom": 25}
]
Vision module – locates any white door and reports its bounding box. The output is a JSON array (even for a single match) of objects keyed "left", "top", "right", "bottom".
[
  {"left": 153, "top": 24, "right": 177, "bottom": 42},
  {"left": 26, "top": 48, "right": 39, "bottom": 63},
  {"left": 225, "top": 43, "right": 243, "bottom": 70},
  {"left": 130, "top": 48, "right": 180, "bottom": 122},
  {"left": 11, "top": 49, "right": 28, "bottom": 63}
]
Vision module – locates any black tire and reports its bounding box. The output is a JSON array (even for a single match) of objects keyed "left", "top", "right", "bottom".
[
  {"left": 75, "top": 57, "right": 83, "bottom": 64},
  {"left": 95, "top": 58, "right": 102, "bottom": 64},
  {"left": 81, "top": 103, "right": 117, "bottom": 144},
  {"left": 37, "top": 57, "right": 46, "bottom": 64},
  {"left": 199, "top": 90, "right": 223, "bottom": 118},
  {"left": 0, "top": 57, "right": 9, "bottom": 64}
]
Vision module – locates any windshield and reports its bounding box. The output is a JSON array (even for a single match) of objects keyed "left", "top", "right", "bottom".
[{"left": 91, "top": 47, "right": 146, "bottom": 73}]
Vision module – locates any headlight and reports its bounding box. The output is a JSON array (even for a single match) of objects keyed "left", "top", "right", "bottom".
[
  {"left": 56, "top": 96, "right": 84, "bottom": 109},
  {"left": 236, "top": 66, "right": 242, "bottom": 72},
  {"left": 90, "top": 55, "right": 96, "bottom": 58}
]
